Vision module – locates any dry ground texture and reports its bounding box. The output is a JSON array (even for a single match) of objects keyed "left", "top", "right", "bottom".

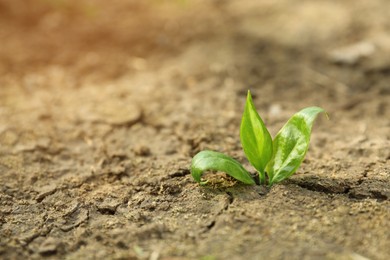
[{"left": 0, "top": 0, "right": 389, "bottom": 259}]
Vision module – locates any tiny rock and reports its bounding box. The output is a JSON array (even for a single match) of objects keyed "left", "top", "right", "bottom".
[
  {"left": 38, "top": 237, "right": 59, "bottom": 255},
  {"left": 329, "top": 41, "right": 375, "bottom": 65},
  {"left": 134, "top": 145, "right": 151, "bottom": 156}
]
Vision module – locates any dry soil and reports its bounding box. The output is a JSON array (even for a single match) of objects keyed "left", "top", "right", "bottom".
[{"left": 0, "top": 1, "right": 389, "bottom": 259}]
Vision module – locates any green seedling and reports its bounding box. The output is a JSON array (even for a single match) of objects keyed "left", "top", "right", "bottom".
[{"left": 191, "top": 90, "right": 326, "bottom": 186}]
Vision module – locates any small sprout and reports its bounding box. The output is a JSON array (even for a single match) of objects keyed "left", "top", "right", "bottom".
[{"left": 191, "top": 90, "right": 326, "bottom": 186}]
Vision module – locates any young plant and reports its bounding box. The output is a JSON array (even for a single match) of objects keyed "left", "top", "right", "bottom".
[{"left": 191, "top": 90, "right": 326, "bottom": 186}]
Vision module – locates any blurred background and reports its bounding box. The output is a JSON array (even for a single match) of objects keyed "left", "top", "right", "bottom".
[
  {"left": 1, "top": 0, "right": 389, "bottom": 107},
  {"left": 1, "top": 0, "right": 388, "bottom": 150}
]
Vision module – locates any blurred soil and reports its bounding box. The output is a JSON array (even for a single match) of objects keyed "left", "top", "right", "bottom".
[{"left": 0, "top": 0, "right": 389, "bottom": 259}]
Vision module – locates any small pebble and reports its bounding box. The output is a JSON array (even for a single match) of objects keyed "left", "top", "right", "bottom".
[{"left": 134, "top": 145, "right": 151, "bottom": 156}]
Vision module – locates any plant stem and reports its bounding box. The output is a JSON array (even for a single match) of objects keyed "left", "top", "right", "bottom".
[{"left": 258, "top": 171, "right": 266, "bottom": 185}]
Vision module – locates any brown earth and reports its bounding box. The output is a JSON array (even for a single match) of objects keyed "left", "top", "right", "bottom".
[{"left": 0, "top": 0, "right": 389, "bottom": 259}]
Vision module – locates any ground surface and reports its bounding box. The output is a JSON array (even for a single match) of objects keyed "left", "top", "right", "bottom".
[{"left": 0, "top": 0, "right": 389, "bottom": 259}]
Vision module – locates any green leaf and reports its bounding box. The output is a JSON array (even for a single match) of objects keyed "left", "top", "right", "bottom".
[
  {"left": 266, "top": 107, "right": 325, "bottom": 185},
  {"left": 191, "top": 150, "right": 255, "bottom": 185},
  {"left": 240, "top": 90, "right": 273, "bottom": 183}
]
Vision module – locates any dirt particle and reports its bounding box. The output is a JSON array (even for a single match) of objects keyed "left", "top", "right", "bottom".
[
  {"left": 18, "top": 230, "right": 40, "bottom": 246},
  {"left": 206, "top": 220, "right": 216, "bottom": 230},
  {"left": 38, "top": 237, "right": 61, "bottom": 256},
  {"left": 97, "top": 198, "right": 121, "bottom": 215},
  {"left": 159, "top": 183, "right": 182, "bottom": 195},
  {"left": 86, "top": 101, "right": 142, "bottom": 126},
  {"left": 157, "top": 201, "right": 170, "bottom": 211},
  {"left": 140, "top": 199, "right": 157, "bottom": 211},
  {"left": 60, "top": 208, "right": 89, "bottom": 232},
  {"left": 35, "top": 184, "right": 57, "bottom": 202},
  {"left": 135, "top": 223, "right": 169, "bottom": 240},
  {"left": 116, "top": 240, "right": 128, "bottom": 249},
  {"left": 134, "top": 145, "right": 151, "bottom": 157}
]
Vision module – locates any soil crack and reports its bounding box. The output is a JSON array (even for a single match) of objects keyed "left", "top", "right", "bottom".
[
  {"left": 203, "top": 192, "right": 234, "bottom": 233},
  {"left": 290, "top": 175, "right": 389, "bottom": 201},
  {"left": 168, "top": 168, "right": 190, "bottom": 179}
]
